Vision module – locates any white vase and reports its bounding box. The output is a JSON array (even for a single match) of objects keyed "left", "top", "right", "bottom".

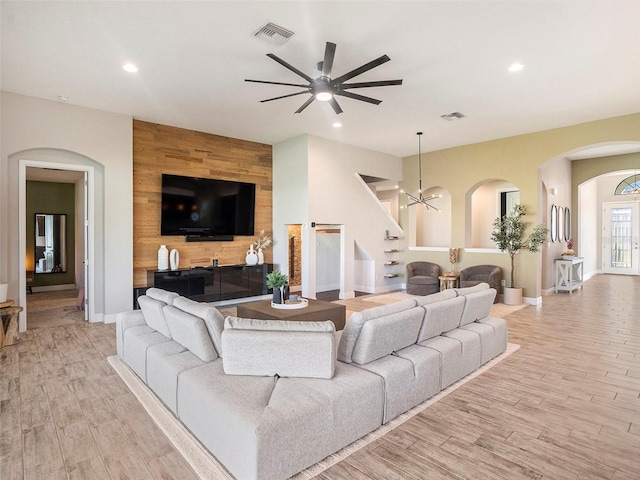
[
  {"left": 257, "top": 248, "right": 264, "bottom": 265},
  {"left": 245, "top": 245, "right": 258, "bottom": 266},
  {"left": 158, "top": 245, "right": 169, "bottom": 271},
  {"left": 503, "top": 287, "right": 523, "bottom": 306},
  {"left": 170, "top": 248, "right": 180, "bottom": 270},
  {"left": 0, "top": 283, "right": 7, "bottom": 303}
]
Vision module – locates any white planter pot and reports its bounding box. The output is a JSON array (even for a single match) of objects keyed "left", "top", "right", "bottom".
[
  {"left": 0, "top": 283, "right": 7, "bottom": 303},
  {"left": 503, "top": 287, "right": 523, "bottom": 306}
]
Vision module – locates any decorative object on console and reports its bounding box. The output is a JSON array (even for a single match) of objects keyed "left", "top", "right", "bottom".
[
  {"left": 449, "top": 247, "right": 458, "bottom": 272},
  {"left": 157, "top": 245, "right": 169, "bottom": 271},
  {"left": 245, "top": 41, "right": 402, "bottom": 115},
  {"left": 169, "top": 248, "right": 180, "bottom": 271},
  {"left": 0, "top": 283, "right": 8, "bottom": 303},
  {"left": 491, "top": 204, "right": 548, "bottom": 305},
  {"left": 253, "top": 229, "right": 272, "bottom": 265},
  {"left": 562, "top": 237, "right": 576, "bottom": 258},
  {"left": 245, "top": 245, "right": 258, "bottom": 266},
  {"left": 400, "top": 132, "right": 442, "bottom": 211},
  {"left": 266, "top": 270, "right": 289, "bottom": 304}
]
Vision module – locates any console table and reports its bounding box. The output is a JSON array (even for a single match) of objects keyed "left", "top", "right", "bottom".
[
  {"left": 554, "top": 257, "right": 584, "bottom": 294},
  {"left": 143, "top": 263, "right": 273, "bottom": 304}
]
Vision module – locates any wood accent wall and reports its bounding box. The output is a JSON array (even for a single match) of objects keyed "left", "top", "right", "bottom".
[{"left": 133, "top": 120, "right": 272, "bottom": 287}]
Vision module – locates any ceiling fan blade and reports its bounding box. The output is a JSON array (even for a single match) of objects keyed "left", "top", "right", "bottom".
[
  {"left": 260, "top": 91, "right": 310, "bottom": 103},
  {"left": 245, "top": 79, "right": 309, "bottom": 88},
  {"left": 322, "top": 42, "right": 336, "bottom": 78},
  {"left": 341, "top": 79, "right": 403, "bottom": 89},
  {"left": 329, "top": 97, "right": 343, "bottom": 114},
  {"left": 295, "top": 96, "right": 315, "bottom": 113},
  {"left": 267, "top": 53, "right": 314, "bottom": 82},
  {"left": 335, "top": 90, "right": 382, "bottom": 105},
  {"left": 332, "top": 54, "right": 390, "bottom": 84}
]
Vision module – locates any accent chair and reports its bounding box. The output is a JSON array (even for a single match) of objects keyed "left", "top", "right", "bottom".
[
  {"left": 406, "top": 261, "right": 441, "bottom": 296},
  {"left": 459, "top": 265, "right": 502, "bottom": 303}
]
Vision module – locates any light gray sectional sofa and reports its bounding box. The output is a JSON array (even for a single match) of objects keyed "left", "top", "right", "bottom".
[{"left": 116, "top": 283, "right": 507, "bottom": 480}]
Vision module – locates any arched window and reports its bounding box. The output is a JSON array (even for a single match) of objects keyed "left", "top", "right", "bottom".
[{"left": 614, "top": 173, "right": 640, "bottom": 196}]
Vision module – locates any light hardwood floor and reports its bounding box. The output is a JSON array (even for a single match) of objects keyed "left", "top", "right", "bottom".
[{"left": 1, "top": 274, "right": 638, "bottom": 479}]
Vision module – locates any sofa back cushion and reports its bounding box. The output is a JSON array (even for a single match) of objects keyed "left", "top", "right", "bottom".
[
  {"left": 418, "top": 296, "right": 466, "bottom": 341},
  {"left": 338, "top": 299, "right": 416, "bottom": 363},
  {"left": 453, "top": 282, "right": 490, "bottom": 296},
  {"left": 349, "top": 306, "right": 425, "bottom": 365},
  {"left": 414, "top": 289, "right": 456, "bottom": 306},
  {"left": 138, "top": 288, "right": 179, "bottom": 337},
  {"left": 163, "top": 305, "right": 218, "bottom": 362},
  {"left": 172, "top": 296, "right": 225, "bottom": 356},
  {"left": 459, "top": 289, "right": 497, "bottom": 326},
  {"left": 221, "top": 317, "right": 336, "bottom": 379}
]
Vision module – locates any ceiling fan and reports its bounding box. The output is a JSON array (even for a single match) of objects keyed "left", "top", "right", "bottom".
[{"left": 245, "top": 41, "right": 403, "bottom": 114}]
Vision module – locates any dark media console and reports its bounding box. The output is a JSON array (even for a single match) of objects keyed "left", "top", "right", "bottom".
[{"left": 138, "top": 263, "right": 273, "bottom": 307}]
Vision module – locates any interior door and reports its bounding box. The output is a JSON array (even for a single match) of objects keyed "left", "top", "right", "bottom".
[
  {"left": 603, "top": 202, "right": 640, "bottom": 275},
  {"left": 83, "top": 171, "right": 89, "bottom": 321}
]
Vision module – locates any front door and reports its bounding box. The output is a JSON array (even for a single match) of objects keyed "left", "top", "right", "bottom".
[{"left": 603, "top": 202, "right": 640, "bottom": 275}]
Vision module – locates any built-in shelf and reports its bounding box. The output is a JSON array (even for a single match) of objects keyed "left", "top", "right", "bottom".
[
  {"left": 384, "top": 261, "right": 399, "bottom": 266},
  {"left": 384, "top": 273, "right": 399, "bottom": 278},
  {"left": 384, "top": 249, "right": 399, "bottom": 253}
]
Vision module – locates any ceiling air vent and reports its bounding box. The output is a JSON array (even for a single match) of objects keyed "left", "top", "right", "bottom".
[
  {"left": 440, "top": 112, "right": 465, "bottom": 121},
  {"left": 253, "top": 23, "right": 294, "bottom": 45}
]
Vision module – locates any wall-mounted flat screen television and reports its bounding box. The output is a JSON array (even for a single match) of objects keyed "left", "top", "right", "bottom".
[{"left": 161, "top": 174, "right": 255, "bottom": 237}]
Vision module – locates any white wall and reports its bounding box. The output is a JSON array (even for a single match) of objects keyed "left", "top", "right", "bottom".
[
  {"left": 579, "top": 178, "right": 599, "bottom": 276},
  {"left": 273, "top": 134, "right": 403, "bottom": 298},
  {"left": 0, "top": 92, "right": 133, "bottom": 324},
  {"left": 315, "top": 231, "right": 340, "bottom": 292}
]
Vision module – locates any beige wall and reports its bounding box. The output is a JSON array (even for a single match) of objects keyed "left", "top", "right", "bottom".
[{"left": 400, "top": 113, "right": 640, "bottom": 302}]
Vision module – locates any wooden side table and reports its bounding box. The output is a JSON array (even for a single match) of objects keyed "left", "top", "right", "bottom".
[
  {"left": 438, "top": 272, "right": 460, "bottom": 291},
  {"left": 1, "top": 301, "right": 22, "bottom": 348}
]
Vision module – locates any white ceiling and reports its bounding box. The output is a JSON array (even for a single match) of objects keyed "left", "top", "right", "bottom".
[{"left": 2, "top": 1, "right": 640, "bottom": 158}]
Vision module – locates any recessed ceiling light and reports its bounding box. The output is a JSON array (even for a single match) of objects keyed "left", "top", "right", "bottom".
[
  {"left": 508, "top": 63, "right": 524, "bottom": 72},
  {"left": 333, "top": 122, "right": 342, "bottom": 128},
  {"left": 123, "top": 63, "right": 138, "bottom": 73},
  {"left": 57, "top": 95, "right": 68, "bottom": 103}
]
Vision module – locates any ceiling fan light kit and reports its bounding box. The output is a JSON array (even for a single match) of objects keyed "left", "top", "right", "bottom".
[
  {"left": 401, "top": 132, "right": 442, "bottom": 212},
  {"left": 245, "top": 41, "right": 402, "bottom": 114}
]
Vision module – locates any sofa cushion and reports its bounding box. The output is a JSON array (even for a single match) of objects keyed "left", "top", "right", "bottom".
[
  {"left": 146, "top": 287, "right": 179, "bottom": 305},
  {"left": 418, "top": 296, "right": 466, "bottom": 341},
  {"left": 138, "top": 289, "right": 177, "bottom": 337},
  {"left": 163, "top": 305, "right": 218, "bottom": 362},
  {"left": 459, "top": 289, "right": 497, "bottom": 326},
  {"left": 414, "top": 289, "right": 456, "bottom": 306},
  {"left": 173, "top": 296, "right": 225, "bottom": 356},
  {"left": 338, "top": 299, "right": 416, "bottom": 363},
  {"left": 453, "top": 282, "right": 489, "bottom": 296},
  {"left": 351, "top": 306, "right": 424, "bottom": 365},
  {"left": 221, "top": 317, "right": 336, "bottom": 379}
]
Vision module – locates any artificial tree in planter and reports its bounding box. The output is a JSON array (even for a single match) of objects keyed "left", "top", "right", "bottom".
[
  {"left": 491, "top": 204, "right": 548, "bottom": 305},
  {"left": 266, "top": 270, "right": 289, "bottom": 304}
]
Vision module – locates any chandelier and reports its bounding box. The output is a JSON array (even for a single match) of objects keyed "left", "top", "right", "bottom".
[{"left": 400, "top": 132, "right": 441, "bottom": 211}]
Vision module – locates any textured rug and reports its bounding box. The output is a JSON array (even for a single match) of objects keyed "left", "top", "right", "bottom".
[
  {"left": 363, "top": 291, "right": 529, "bottom": 318},
  {"left": 108, "top": 342, "right": 520, "bottom": 480}
]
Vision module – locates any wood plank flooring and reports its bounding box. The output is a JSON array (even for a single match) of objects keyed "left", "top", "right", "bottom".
[{"left": 1, "top": 274, "right": 638, "bottom": 479}]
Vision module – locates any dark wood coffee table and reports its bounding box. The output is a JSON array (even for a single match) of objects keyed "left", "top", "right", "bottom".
[{"left": 236, "top": 298, "right": 346, "bottom": 330}]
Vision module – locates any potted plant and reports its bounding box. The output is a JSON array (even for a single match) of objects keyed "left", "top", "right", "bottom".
[
  {"left": 562, "top": 237, "right": 576, "bottom": 258},
  {"left": 266, "top": 270, "right": 289, "bottom": 304},
  {"left": 491, "top": 204, "right": 548, "bottom": 305}
]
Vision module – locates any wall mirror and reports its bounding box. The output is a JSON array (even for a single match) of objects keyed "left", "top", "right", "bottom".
[
  {"left": 35, "top": 214, "right": 67, "bottom": 273},
  {"left": 564, "top": 207, "right": 571, "bottom": 241},
  {"left": 557, "top": 205, "right": 564, "bottom": 243},
  {"left": 550, "top": 205, "right": 558, "bottom": 242}
]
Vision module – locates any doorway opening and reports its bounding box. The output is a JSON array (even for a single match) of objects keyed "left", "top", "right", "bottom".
[{"left": 19, "top": 159, "right": 95, "bottom": 331}]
